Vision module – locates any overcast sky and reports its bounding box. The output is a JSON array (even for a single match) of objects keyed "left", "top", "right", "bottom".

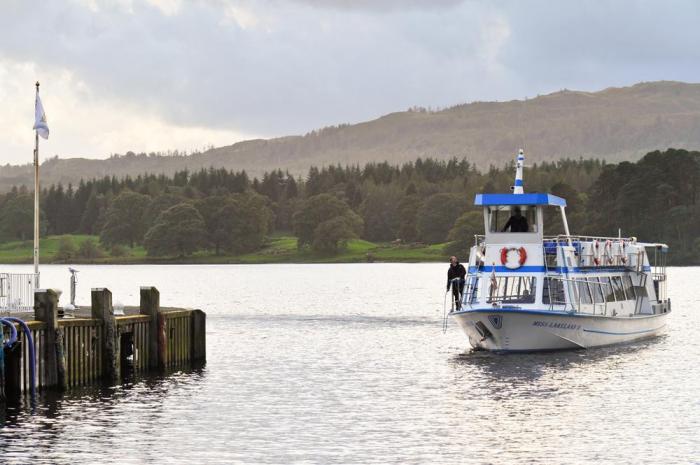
[{"left": 1, "top": 0, "right": 699, "bottom": 164}]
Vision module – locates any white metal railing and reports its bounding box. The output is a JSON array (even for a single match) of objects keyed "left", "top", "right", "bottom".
[
  {"left": 0, "top": 273, "right": 38, "bottom": 313},
  {"left": 544, "top": 276, "right": 612, "bottom": 316}
]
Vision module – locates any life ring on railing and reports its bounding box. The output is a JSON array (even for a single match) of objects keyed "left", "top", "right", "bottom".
[
  {"left": 604, "top": 240, "right": 614, "bottom": 264},
  {"left": 593, "top": 240, "right": 601, "bottom": 266},
  {"left": 500, "top": 247, "right": 527, "bottom": 269},
  {"left": 619, "top": 241, "right": 627, "bottom": 265}
]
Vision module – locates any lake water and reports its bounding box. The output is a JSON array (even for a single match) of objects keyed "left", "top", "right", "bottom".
[{"left": 0, "top": 264, "right": 698, "bottom": 464}]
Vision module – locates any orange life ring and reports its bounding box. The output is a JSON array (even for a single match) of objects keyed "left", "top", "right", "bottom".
[{"left": 500, "top": 247, "right": 527, "bottom": 269}]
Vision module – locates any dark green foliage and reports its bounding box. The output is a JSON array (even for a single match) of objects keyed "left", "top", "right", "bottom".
[
  {"left": 312, "top": 214, "right": 363, "bottom": 254},
  {"left": 545, "top": 182, "right": 582, "bottom": 234},
  {"left": 360, "top": 186, "right": 401, "bottom": 242},
  {"left": 293, "top": 194, "right": 363, "bottom": 253},
  {"left": 397, "top": 194, "right": 420, "bottom": 243},
  {"left": 100, "top": 191, "right": 151, "bottom": 248},
  {"left": 0, "top": 193, "right": 35, "bottom": 241},
  {"left": 585, "top": 148, "right": 700, "bottom": 263},
  {"left": 2, "top": 150, "right": 698, "bottom": 261},
  {"left": 78, "top": 190, "right": 103, "bottom": 234},
  {"left": 54, "top": 236, "right": 77, "bottom": 261},
  {"left": 194, "top": 195, "right": 231, "bottom": 254},
  {"left": 110, "top": 244, "right": 129, "bottom": 257},
  {"left": 211, "top": 193, "right": 273, "bottom": 255},
  {"left": 144, "top": 203, "right": 207, "bottom": 257},
  {"left": 143, "top": 194, "right": 187, "bottom": 230},
  {"left": 444, "top": 211, "right": 483, "bottom": 257},
  {"left": 77, "top": 238, "right": 104, "bottom": 259},
  {"left": 416, "top": 193, "right": 466, "bottom": 244}
]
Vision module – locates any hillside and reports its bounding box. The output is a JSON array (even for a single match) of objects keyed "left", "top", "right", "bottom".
[{"left": 2, "top": 80, "right": 700, "bottom": 190}]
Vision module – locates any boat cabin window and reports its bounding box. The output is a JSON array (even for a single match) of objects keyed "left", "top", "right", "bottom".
[
  {"left": 600, "top": 277, "right": 616, "bottom": 303},
  {"left": 577, "top": 280, "right": 593, "bottom": 305},
  {"left": 590, "top": 278, "right": 605, "bottom": 304},
  {"left": 623, "top": 276, "right": 636, "bottom": 300},
  {"left": 488, "top": 206, "right": 537, "bottom": 233},
  {"left": 611, "top": 277, "right": 626, "bottom": 301},
  {"left": 543, "top": 277, "right": 566, "bottom": 305},
  {"left": 588, "top": 276, "right": 637, "bottom": 304},
  {"left": 488, "top": 276, "right": 536, "bottom": 304}
]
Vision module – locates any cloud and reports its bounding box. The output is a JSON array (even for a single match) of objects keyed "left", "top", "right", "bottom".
[
  {"left": 286, "top": 0, "right": 467, "bottom": 12},
  {"left": 1, "top": 0, "right": 699, "bottom": 164},
  {"left": 0, "top": 58, "right": 255, "bottom": 165}
]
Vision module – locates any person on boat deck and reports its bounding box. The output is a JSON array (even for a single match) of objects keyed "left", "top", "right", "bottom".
[
  {"left": 502, "top": 206, "right": 529, "bottom": 232},
  {"left": 447, "top": 256, "right": 467, "bottom": 309}
]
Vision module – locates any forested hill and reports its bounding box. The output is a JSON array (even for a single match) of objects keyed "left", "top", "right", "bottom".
[
  {"left": 3, "top": 81, "right": 700, "bottom": 191},
  {"left": 0, "top": 149, "right": 698, "bottom": 264}
]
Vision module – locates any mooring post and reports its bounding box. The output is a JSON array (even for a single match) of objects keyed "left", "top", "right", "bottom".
[
  {"left": 0, "top": 343, "right": 19, "bottom": 398},
  {"left": 157, "top": 312, "right": 167, "bottom": 370},
  {"left": 0, "top": 342, "right": 6, "bottom": 401},
  {"left": 191, "top": 309, "right": 206, "bottom": 362},
  {"left": 139, "top": 286, "right": 161, "bottom": 369},
  {"left": 35, "top": 289, "right": 67, "bottom": 390},
  {"left": 91, "top": 288, "right": 119, "bottom": 383},
  {"left": 3, "top": 343, "right": 22, "bottom": 396}
]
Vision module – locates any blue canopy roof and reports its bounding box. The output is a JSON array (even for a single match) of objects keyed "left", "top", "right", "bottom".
[{"left": 474, "top": 193, "right": 567, "bottom": 207}]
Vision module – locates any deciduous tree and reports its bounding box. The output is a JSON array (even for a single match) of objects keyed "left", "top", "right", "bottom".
[
  {"left": 143, "top": 203, "right": 207, "bottom": 257},
  {"left": 100, "top": 191, "right": 150, "bottom": 248}
]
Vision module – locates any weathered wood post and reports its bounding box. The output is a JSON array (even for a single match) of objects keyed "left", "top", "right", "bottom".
[
  {"left": 91, "top": 288, "right": 119, "bottom": 383},
  {"left": 157, "top": 313, "right": 167, "bottom": 370},
  {"left": 35, "top": 289, "right": 67, "bottom": 390},
  {"left": 3, "top": 342, "right": 22, "bottom": 396},
  {"left": 139, "top": 286, "right": 160, "bottom": 369},
  {"left": 191, "top": 309, "right": 206, "bottom": 362},
  {"left": 0, "top": 342, "right": 4, "bottom": 401}
]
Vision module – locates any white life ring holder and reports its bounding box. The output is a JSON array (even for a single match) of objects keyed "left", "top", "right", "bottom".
[{"left": 500, "top": 247, "right": 527, "bottom": 269}]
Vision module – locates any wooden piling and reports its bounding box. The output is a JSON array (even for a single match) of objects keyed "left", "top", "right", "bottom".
[
  {"left": 35, "top": 289, "right": 67, "bottom": 390},
  {"left": 2, "top": 342, "right": 22, "bottom": 397},
  {"left": 139, "top": 286, "right": 161, "bottom": 369},
  {"left": 3, "top": 288, "right": 205, "bottom": 395},
  {"left": 157, "top": 313, "right": 167, "bottom": 370},
  {"left": 191, "top": 309, "right": 206, "bottom": 362},
  {"left": 0, "top": 345, "right": 4, "bottom": 401},
  {"left": 91, "top": 288, "right": 119, "bottom": 383}
]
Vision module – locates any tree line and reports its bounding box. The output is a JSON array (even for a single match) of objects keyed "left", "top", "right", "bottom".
[{"left": 0, "top": 149, "right": 696, "bottom": 263}]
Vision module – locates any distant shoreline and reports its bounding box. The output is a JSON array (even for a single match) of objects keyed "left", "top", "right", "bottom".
[{"left": 0, "top": 234, "right": 449, "bottom": 266}]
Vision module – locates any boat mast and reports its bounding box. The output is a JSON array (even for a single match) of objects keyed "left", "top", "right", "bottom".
[{"left": 513, "top": 149, "right": 524, "bottom": 194}]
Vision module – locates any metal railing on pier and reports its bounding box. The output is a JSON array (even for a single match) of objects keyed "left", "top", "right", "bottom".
[{"left": 0, "top": 273, "right": 38, "bottom": 314}]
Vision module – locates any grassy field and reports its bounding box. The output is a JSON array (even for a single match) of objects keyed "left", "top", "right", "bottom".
[{"left": 0, "top": 234, "right": 449, "bottom": 264}]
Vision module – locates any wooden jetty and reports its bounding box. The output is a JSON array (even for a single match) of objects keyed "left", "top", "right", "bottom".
[{"left": 1, "top": 287, "right": 205, "bottom": 400}]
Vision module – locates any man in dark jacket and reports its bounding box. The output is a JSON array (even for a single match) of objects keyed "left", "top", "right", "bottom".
[
  {"left": 447, "top": 256, "right": 467, "bottom": 310},
  {"left": 501, "top": 206, "right": 529, "bottom": 232}
]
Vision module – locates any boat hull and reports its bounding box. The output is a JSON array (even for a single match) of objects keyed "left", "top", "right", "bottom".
[{"left": 451, "top": 308, "right": 668, "bottom": 352}]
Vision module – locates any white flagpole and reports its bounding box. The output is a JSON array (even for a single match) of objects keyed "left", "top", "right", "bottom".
[{"left": 34, "top": 81, "right": 40, "bottom": 287}]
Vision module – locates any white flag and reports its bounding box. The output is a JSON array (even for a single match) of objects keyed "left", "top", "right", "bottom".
[{"left": 33, "top": 92, "right": 49, "bottom": 139}]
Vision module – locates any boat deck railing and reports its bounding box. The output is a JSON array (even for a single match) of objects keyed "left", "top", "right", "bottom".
[
  {"left": 545, "top": 276, "right": 613, "bottom": 315},
  {"left": 474, "top": 234, "right": 639, "bottom": 245}
]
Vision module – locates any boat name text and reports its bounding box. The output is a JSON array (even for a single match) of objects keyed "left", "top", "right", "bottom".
[{"left": 532, "top": 321, "right": 581, "bottom": 330}]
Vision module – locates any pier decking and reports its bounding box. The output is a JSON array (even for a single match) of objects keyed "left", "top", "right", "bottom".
[{"left": 1, "top": 287, "right": 206, "bottom": 399}]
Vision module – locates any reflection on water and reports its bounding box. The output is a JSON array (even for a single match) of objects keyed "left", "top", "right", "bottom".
[
  {"left": 453, "top": 335, "right": 667, "bottom": 381},
  {"left": 0, "top": 264, "right": 698, "bottom": 464}
]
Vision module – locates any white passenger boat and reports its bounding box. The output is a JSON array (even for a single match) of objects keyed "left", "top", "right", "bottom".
[{"left": 449, "top": 150, "right": 670, "bottom": 352}]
